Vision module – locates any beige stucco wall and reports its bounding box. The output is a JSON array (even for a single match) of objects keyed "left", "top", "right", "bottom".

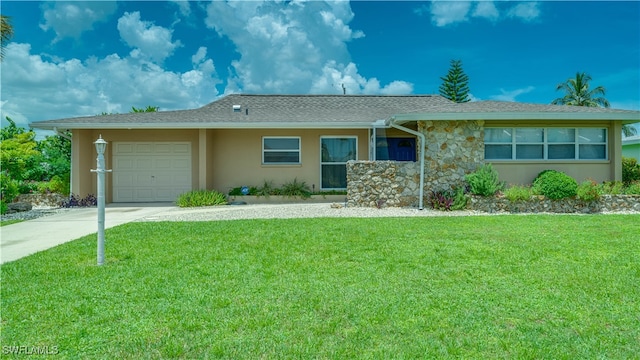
[
  {"left": 71, "top": 128, "right": 369, "bottom": 202},
  {"left": 485, "top": 120, "right": 622, "bottom": 185},
  {"left": 209, "top": 129, "right": 369, "bottom": 192}
]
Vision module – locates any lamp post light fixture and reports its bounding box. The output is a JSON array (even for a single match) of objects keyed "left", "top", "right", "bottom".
[{"left": 91, "top": 135, "right": 112, "bottom": 265}]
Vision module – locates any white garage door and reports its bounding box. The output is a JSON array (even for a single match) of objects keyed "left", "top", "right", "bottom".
[{"left": 112, "top": 142, "right": 192, "bottom": 202}]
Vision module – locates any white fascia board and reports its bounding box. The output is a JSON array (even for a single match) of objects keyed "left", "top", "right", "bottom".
[
  {"left": 391, "top": 112, "right": 640, "bottom": 123},
  {"left": 30, "top": 121, "right": 375, "bottom": 130}
]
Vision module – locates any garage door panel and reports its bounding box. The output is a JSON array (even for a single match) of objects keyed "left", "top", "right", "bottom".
[
  {"left": 114, "top": 158, "right": 136, "bottom": 171},
  {"left": 155, "top": 143, "right": 173, "bottom": 153},
  {"left": 135, "top": 144, "right": 154, "bottom": 153},
  {"left": 114, "top": 173, "right": 135, "bottom": 186},
  {"left": 114, "top": 143, "right": 135, "bottom": 154},
  {"left": 173, "top": 143, "right": 190, "bottom": 154},
  {"left": 135, "top": 174, "right": 154, "bottom": 186},
  {"left": 155, "top": 159, "right": 173, "bottom": 169},
  {"left": 136, "top": 159, "right": 154, "bottom": 169},
  {"left": 114, "top": 188, "right": 134, "bottom": 202},
  {"left": 172, "top": 159, "right": 190, "bottom": 169},
  {"left": 113, "top": 142, "right": 191, "bottom": 202},
  {"left": 135, "top": 189, "right": 155, "bottom": 202}
]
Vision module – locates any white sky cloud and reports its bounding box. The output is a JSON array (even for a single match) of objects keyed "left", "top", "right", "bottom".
[
  {"left": 490, "top": 86, "right": 536, "bottom": 101},
  {"left": 0, "top": 42, "right": 220, "bottom": 130},
  {"left": 117, "top": 12, "right": 182, "bottom": 64},
  {"left": 430, "top": 1, "right": 472, "bottom": 27},
  {"left": 169, "top": 0, "right": 191, "bottom": 17},
  {"left": 39, "top": 1, "right": 117, "bottom": 42},
  {"left": 508, "top": 2, "right": 541, "bottom": 22},
  {"left": 204, "top": 1, "right": 410, "bottom": 95},
  {"left": 427, "top": 1, "right": 541, "bottom": 27},
  {"left": 473, "top": 1, "right": 500, "bottom": 22}
]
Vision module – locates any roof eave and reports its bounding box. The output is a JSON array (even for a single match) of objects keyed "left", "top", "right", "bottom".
[
  {"left": 30, "top": 121, "right": 375, "bottom": 131},
  {"left": 391, "top": 112, "right": 640, "bottom": 123}
]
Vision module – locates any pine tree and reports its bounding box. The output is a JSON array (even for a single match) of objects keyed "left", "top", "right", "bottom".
[{"left": 439, "top": 59, "right": 471, "bottom": 103}]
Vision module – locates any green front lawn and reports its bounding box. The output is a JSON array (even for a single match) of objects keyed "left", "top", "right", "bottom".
[{"left": 1, "top": 215, "right": 639, "bottom": 358}]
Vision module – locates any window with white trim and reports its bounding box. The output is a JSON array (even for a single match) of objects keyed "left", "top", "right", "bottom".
[
  {"left": 262, "top": 137, "right": 301, "bottom": 164},
  {"left": 484, "top": 128, "right": 607, "bottom": 160}
]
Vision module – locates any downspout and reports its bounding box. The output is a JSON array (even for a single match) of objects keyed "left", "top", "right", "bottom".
[
  {"left": 389, "top": 118, "right": 426, "bottom": 210},
  {"left": 54, "top": 127, "right": 73, "bottom": 199}
]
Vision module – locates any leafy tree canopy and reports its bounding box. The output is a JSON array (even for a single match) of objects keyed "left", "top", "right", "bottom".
[{"left": 131, "top": 106, "right": 159, "bottom": 113}]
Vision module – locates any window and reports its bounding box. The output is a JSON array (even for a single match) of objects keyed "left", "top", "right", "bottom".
[
  {"left": 320, "top": 137, "right": 357, "bottom": 189},
  {"left": 484, "top": 128, "right": 607, "bottom": 160},
  {"left": 262, "top": 137, "right": 301, "bottom": 164},
  {"left": 376, "top": 137, "right": 416, "bottom": 161}
]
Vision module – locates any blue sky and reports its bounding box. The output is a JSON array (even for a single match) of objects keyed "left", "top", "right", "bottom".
[{"left": 1, "top": 1, "right": 639, "bottom": 133}]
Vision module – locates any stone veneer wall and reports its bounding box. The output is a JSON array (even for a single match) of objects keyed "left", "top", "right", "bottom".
[
  {"left": 347, "top": 120, "right": 485, "bottom": 208},
  {"left": 16, "top": 193, "right": 67, "bottom": 208},
  {"left": 419, "top": 120, "right": 484, "bottom": 191},
  {"left": 469, "top": 195, "right": 640, "bottom": 213},
  {"left": 346, "top": 161, "right": 420, "bottom": 208}
]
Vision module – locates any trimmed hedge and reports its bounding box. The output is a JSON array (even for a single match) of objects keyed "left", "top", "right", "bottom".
[{"left": 532, "top": 170, "right": 578, "bottom": 200}]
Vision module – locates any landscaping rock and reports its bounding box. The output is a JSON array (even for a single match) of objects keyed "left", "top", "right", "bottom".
[{"left": 8, "top": 202, "right": 33, "bottom": 213}]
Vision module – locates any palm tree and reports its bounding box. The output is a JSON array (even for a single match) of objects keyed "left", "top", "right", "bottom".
[
  {"left": 623, "top": 124, "right": 638, "bottom": 137},
  {"left": 1, "top": 14, "right": 14, "bottom": 61},
  {"left": 551, "top": 72, "right": 610, "bottom": 108},
  {"left": 552, "top": 72, "right": 637, "bottom": 136}
]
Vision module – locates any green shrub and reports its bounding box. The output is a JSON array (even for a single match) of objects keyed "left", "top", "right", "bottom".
[
  {"left": 624, "top": 181, "right": 640, "bottom": 195},
  {"left": 255, "top": 180, "right": 277, "bottom": 197},
  {"left": 576, "top": 180, "right": 601, "bottom": 202},
  {"left": 428, "top": 188, "right": 468, "bottom": 211},
  {"left": 0, "top": 172, "right": 20, "bottom": 205},
  {"left": 17, "top": 180, "right": 40, "bottom": 194},
  {"left": 46, "top": 175, "right": 69, "bottom": 195},
  {"left": 532, "top": 170, "right": 577, "bottom": 200},
  {"left": 503, "top": 185, "right": 532, "bottom": 202},
  {"left": 600, "top": 181, "right": 625, "bottom": 195},
  {"left": 280, "top": 178, "right": 311, "bottom": 199},
  {"left": 0, "top": 200, "right": 7, "bottom": 215},
  {"left": 622, "top": 157, "right": 640, "bottom": 184},
  {"left": 465, "top": 163, "right": 505, "bottom": 196},
  {"left": 177, "top": 190, "right": 227, "bottom": 207}
]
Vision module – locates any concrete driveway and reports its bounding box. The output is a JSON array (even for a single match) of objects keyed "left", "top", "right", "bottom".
[{"left": 0, "top": 203, "right": 176, "bottom": 264}]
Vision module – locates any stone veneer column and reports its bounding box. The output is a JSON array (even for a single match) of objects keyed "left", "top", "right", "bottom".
[{"left": 418, "top": 120, "right": 485, "bottom": 192}]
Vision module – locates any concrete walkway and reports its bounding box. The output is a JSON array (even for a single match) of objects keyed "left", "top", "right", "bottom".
[{"left": 0, "top": 203, "right": 175, "bottom": 264}]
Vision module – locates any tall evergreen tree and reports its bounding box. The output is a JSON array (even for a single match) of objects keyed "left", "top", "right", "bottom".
[{"left": 439, "top": 59, "right": 471, "bottom": 103}]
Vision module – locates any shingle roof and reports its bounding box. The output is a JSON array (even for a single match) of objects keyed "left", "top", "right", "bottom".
[
  {"left": 30, "top": 94, "right": 640, "bottom": 130},
  {"left": 407, "top": 100, "right": 640, "bottom": 114},
  {"left": 30, "top": 94, "right": 453, "bottom": 130}
]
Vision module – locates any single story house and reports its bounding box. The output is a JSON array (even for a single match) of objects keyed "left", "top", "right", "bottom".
[
  {"left": 31, "top": 94, "right": 640, "bottom": 205},
  {"left": 622, "top": 135, "right": 640, "bottom": 161}
]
